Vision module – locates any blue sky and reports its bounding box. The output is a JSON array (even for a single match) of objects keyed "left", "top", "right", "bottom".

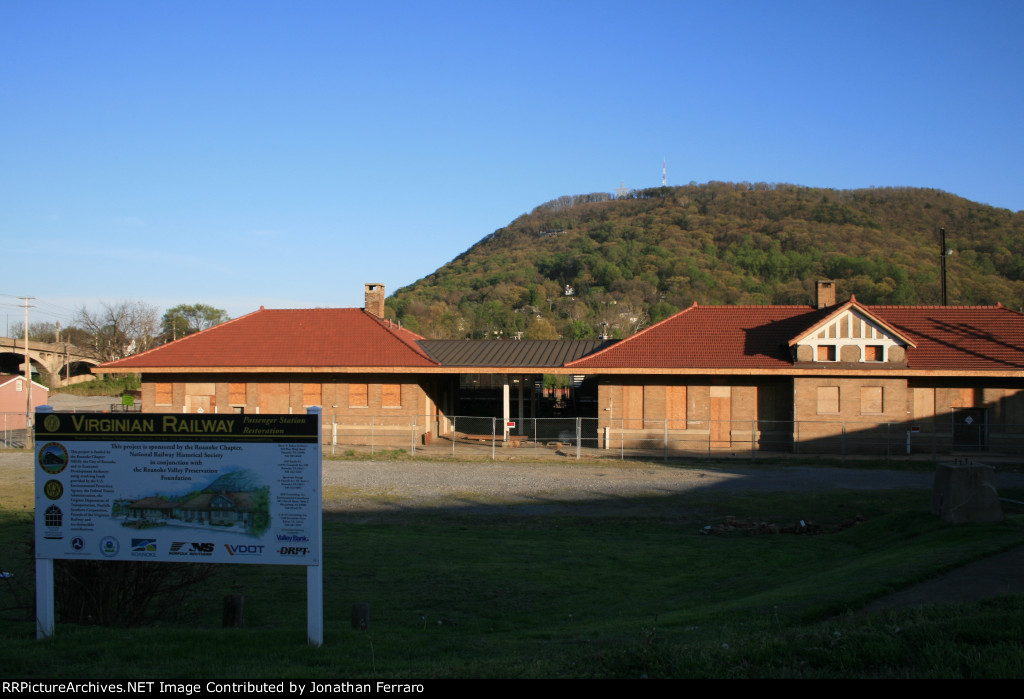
[{"left": 3, "top": 1, "right": 1022, "bottom": 330}]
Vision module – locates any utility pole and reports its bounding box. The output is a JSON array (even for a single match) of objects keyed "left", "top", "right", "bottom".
[
  {"left": 940, "top": 229, "right": 949, "bottom": 306},
  {"left": 21, "top": 297, "right": 35, "bottom": 449}
]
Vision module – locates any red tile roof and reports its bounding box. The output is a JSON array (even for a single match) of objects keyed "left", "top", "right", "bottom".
[
  {"left": 567, "top": 302, "right": 1024, "bottom": 371},
  {"left": 102, "top": 308, "right": 439, "bottom": 369},
  {"left": 568, "top": 304, "right": 828, "bottom": 369},
  {"left": 868, "top": 305, "right": 1024, "bottom": 370},
  {"left": 101, "top": 303, "right": 1024, "bottom": 373}
]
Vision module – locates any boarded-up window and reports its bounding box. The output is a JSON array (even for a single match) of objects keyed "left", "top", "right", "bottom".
[
  {"left": 861, "top": 386, "right": 883, "bottom": 414},
  {"left": 816, "top": 345, "right": 836, "bottom": 361},
  {"left": 666, "top": 385, "right": 687, "bottom": 429},
  {"left": 710, "top": 386, "right": 731, "bottom": 447},
  {"left": 382, "top": 384, "right": 402, "bottom": 408},
  {"left": 258, "top": 383, "right": 289, "bottom": 414},
  {"left": 864, "top": 345, "right": 883, "bottom": 361},
  {"left": 622, "top": 385, "right": 644, "bottom": 429},
  {"left": 950, "top": 388, "right": 973, "bottom": 408},
  {"left": 303, "top": 383, "right": 322, "bottom": 406},
  {"left": 229, "top": 383, "right": 246, "bottom": 405},
  {"left": 817, "top": 386, "right": 840, "bottom": 414},
  {"left": 155, "top": 383, "right": 172, "bottom": 405},
  {"left": 349, "top": 383, "right": 368, "bottom": 408},
  {"left": 914, "top": 388, "right": 936, "bottom": 420}
]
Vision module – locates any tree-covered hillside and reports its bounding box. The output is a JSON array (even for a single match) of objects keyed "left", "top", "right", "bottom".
[{"left": 386, "top": 182, "right": 1024, "bottom": 340}]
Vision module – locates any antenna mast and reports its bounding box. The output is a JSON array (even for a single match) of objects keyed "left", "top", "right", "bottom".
[{"left": 662, "top": 157, "right": 667, "bottom": 186}]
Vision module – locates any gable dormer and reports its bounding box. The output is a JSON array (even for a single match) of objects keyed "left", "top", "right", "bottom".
[{"left": 790, "top": 300, "right": 914, "bottom": 367}]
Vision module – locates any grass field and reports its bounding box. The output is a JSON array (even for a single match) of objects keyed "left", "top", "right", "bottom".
[{"left": 1, "top": 483, "right": 1022, "bottom": 678}]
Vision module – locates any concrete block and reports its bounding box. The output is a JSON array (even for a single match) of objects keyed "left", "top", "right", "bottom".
[{"left": 932, "top": 462, "right": 1003, "bottom": 523}]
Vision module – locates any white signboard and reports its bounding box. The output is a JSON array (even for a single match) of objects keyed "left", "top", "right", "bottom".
[{"left": 34, "top": 412, "right": 321, "bottom": 566}]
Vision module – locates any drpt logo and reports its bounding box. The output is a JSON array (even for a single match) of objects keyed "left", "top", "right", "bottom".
[
  {"left": 170, "top": 542, "right": 215, "bottom": 555},
  {"left": 278, "top": 547, "right": 310, "bottom": 556},
  {"left": 224, "top": 543, "right": 265, "bottom": 556}
]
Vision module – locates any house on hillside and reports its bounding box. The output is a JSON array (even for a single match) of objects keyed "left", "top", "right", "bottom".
[{"left": 96, "top": 282, "right": 1024, "bottom": 455}]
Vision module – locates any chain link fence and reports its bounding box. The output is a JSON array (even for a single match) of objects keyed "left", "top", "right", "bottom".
[
  {"left": 316, "top": 414, "right": 1020, "bottom": 461},
  {"left": 6, "top": 411, "right": 1017, "bottom": 460},
  {"left": 0, "top": 413, "right": 31, "bottom": 449}
]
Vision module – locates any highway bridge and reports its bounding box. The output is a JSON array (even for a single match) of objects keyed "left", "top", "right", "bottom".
[{"left": 0, "top": 337, "right": 102, "bottom": 386}]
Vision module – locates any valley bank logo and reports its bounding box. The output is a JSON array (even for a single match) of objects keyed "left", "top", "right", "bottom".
[
  {"left": 224, "top": 543, "right": 265, "bottom": 557},
  {"left": 276, "top": 533, "right": 309, "bottom": 543}
]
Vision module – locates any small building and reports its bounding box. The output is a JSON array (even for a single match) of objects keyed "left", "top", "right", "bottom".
[{"left": 0, "top": 374, "right": 49, "bottom": 430}]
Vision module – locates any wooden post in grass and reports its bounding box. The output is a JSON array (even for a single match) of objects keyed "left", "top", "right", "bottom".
[
  {"left": 223, "top": 594, "right": 244, "bottom": 627},
  {"left": 351, "top": 602, "right": 370, "bottom": 630}
]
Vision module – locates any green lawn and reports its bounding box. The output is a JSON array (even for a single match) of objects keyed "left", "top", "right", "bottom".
[{"left": 1, "top": 489, "right": 1022, "bottom": 678}]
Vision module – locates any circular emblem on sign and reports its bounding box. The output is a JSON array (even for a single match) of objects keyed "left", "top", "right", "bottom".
[
  {"left": 43, "top": 479, "right": 64, "bottom": 500},
  {"left": 71, "top": 536, "right": 85, "bottom": 551},
  {"left": 38, "top": 443, "right": 69, "bottom": 474},
  {"left": 99, "top": 536, "right": 120, "bottom": 557},
  {"left": 43, "top": 414, "right": 61, "bottom": 432}
]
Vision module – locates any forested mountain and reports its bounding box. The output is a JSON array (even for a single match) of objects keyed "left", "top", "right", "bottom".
[{"left": 386, "top": 182, "right": 1024, "bottom": 340}]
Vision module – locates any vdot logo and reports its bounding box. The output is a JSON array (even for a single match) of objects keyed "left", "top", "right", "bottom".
[{"left": 224, "top": 543, "right": 265, "bottom": 556}]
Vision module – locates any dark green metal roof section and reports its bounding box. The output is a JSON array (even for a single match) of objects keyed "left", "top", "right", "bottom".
[{"left": 417, "top": 339, "right": 616, "bottom": 368}]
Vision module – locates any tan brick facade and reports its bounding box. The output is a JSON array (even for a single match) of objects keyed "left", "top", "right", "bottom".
[
  {"left": 596, "top": 377, "right": 791, "bottom": 450},
  {"left": 142, "top": 373, "right": 436, "bottom": 447}
]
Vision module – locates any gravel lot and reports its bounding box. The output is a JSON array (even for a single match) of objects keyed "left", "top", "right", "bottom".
[
  {"left": 6, "top": 447, "right": 1022, "bottom": 514},
  {"left": 319, "top": 459, "right": 947, "bottom": 514}
]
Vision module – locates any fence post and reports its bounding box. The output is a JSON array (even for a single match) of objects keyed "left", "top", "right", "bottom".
[
  {"left": 331, "top": 416, "right": 336, "bottom": 456},
  {"left": 452, "top": 416, "right": 457, "bottom": 458},
  {"left": 491, "top": 417, "right": 496, "bottom": 461},
  {"left": 411, "top": 416, "right": 416, "bottom": 456},
  {"left": 370, "top": 417, "right": 375, "bottom": 457},
  {"left": 841, "top": 422, "right": 845, "bottom": 462},
  {"left": 751, "top": 419, "right": 755, "bottom": 461},
  {"left": 663, "top": 419, "right": 668, "bottom": 461},
  {"left": 576, "top": 417, "right": 581, "bottom": 460},
  {"left": 619, "top": 418, "right": 624, "bottom": 461}
]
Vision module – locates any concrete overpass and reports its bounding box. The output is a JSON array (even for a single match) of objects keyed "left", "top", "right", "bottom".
[{"left": 0, "top": 337, "right": 103, "bottom": 387}]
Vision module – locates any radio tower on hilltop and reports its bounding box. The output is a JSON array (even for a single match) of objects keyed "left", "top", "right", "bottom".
[{"left": 662, "top": 157, "right": 667, "bottom": 186}]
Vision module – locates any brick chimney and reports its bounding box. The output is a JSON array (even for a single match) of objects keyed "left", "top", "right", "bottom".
[
  {"left": 364, "top": 283, "right": 386, "bottom": 318},
  {"left": 815, "top": 280, "right": 836, "bottom": 309}
]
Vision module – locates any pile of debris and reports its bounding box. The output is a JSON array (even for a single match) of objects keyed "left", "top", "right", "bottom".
[{"left": 701, "top": 514, "right": 866, "bottom": 536}]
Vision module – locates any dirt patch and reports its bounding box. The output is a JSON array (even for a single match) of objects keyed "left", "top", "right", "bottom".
[{"left": 700, "top": 514, "right": 868, "bottom": 536}]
